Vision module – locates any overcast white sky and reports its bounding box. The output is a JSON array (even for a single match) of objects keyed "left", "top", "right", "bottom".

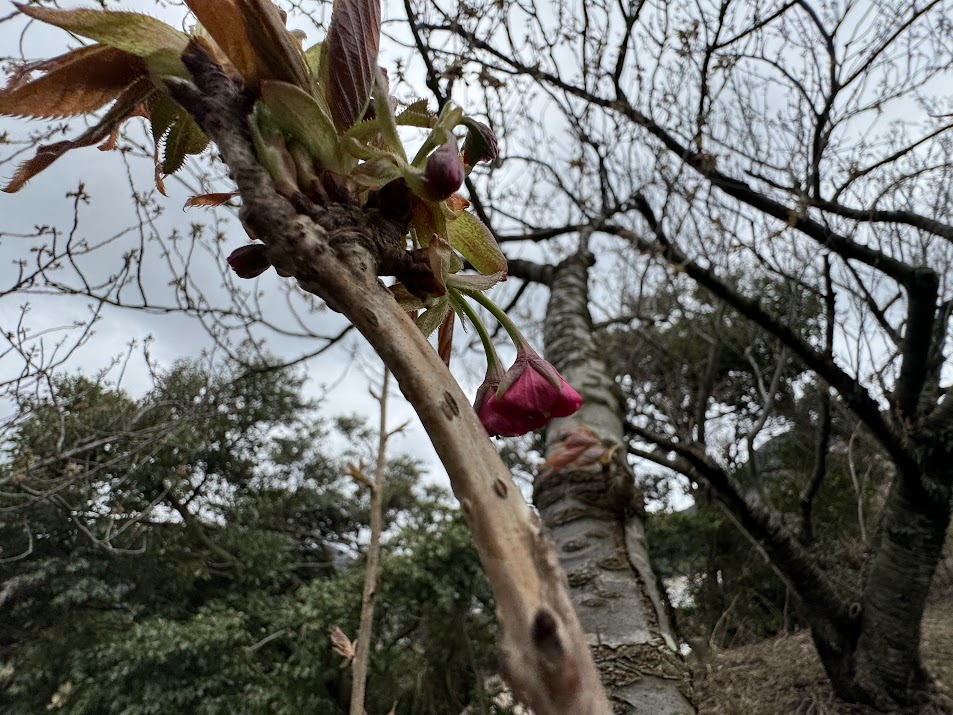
[{"left": 0, "top": 0, "right": 519, "bottom": 484}]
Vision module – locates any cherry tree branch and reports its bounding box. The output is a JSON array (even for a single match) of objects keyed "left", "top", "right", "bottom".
[
  {"left": 166, "top": 41, "right": 611, "bottom": 715},
  {"left": 425, "top": 19, "right": 946, "bottom": 285},
  {"left": 625, "top": 421, "right": 854, "bottom": 640},
  {"left": 605, "top": 198, "right": 912, "bottom": 472}
]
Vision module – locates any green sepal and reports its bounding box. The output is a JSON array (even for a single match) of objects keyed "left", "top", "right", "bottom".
[
  {"left": 411, "top": 104, "right": 464, "bottom": 168},
  {"left": 446, "top": 211, "right": 507, "bottom": 277},
  {"left": 401, "top": 164, "right": 431, "bottom": 202},
  {"left": 416, "top": 297, "right": 451, "bottom": 337}
]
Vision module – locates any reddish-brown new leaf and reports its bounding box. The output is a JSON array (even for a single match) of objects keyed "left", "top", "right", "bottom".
[
  {"left": 98, "top": 124, "right": 122, "bottom": 152},
  {"left": 3, "top": 78, "right": 154, "bottom": 192},
  {"left": 185, "top": 0, "right": 260, "bottom": 85},
  {"left": 185, "top": 192, "right": 239, "bottom": 208},
  {"left": 437, "top": 309, "right": 454, "bottom": 367},
  {"left": 234, "top": 0, "right": 310, "bottom": 90},
  {"left": 0, "top": 45, "right": 147, "bottom": 118},
  {"left": 321, "top": 0, "right": 381, "bottom": 130}
]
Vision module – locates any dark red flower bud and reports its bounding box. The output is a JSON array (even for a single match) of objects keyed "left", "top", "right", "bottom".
[
  {"left": 424, "top": 139, "right": 465, "bottom": 201},
  {"left": 476, "top": 372, "right": 525, "bottom": 437},
  {"left": 227, "top": 243, "right": 271, "bottom": 279},
  {"left": 461, "top": 118, "right": 499, "bottom": 166},
  {"left": 475, "top": 350, "right": 583, "bottom": 437}
]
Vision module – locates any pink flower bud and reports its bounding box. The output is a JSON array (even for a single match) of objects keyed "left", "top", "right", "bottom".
[
  {"left": 476, "top": 372, "right": 526, "bottom": 438},
  {"left": 227, "top": 243, "right": 271, "bottom": 279},
  {"left": 424, "top": 139, "right": 465, "bottom": 201},
  {"left": 475, "top": 351, "right": 583, "bottom": 437}
]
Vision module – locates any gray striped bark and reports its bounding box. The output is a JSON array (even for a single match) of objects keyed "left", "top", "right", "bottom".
[{"left": 539, "top": 251, "right": 695, "bottom": 714}]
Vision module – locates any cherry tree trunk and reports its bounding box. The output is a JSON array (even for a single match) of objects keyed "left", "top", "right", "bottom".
[
  {"left": 539, "top": 251, "right": 695, "bottom": 713},
  {"left": 817, "top": 460, "right": 952, "bottom": 707}
]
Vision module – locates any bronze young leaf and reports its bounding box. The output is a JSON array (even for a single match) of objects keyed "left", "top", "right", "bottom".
[{"left": 319, "top": 0, "right": 381, "bottom": 131}]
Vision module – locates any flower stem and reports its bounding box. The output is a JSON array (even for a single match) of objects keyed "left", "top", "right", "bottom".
[
  {"left": 461, "top": 288, "right": 527, "bottom": 349},
  {"left": 450, "top": 290, "right": 502, "bottom": 373}
]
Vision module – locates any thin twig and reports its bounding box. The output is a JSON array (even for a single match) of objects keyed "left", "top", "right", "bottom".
[{"left": 350, "top": 368, "right": 391, "bottom": 715}]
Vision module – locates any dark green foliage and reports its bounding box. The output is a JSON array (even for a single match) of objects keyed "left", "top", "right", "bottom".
[
  {"left": 607, "top": 277, "right": 820, "bottom": 442},
  {"left": 648, "top": 503, "right": 795, "bottom": 646},
  {"left": 609, "top": 279, "right": 890, "bottom": 648},
  {"left": 0, "top": 359, "right": 502, "bottom": 714}
]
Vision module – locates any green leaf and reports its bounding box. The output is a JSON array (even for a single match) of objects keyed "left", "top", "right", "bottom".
[
  {"left": 321, "top": 0, "right": 381, "bottom": 130},
  {"left": 395, "top": 99, "right": 435, "bottom": 128},
  {"left": 161, "top": 112, "right": 209, "bottom": 175},
  {"left": 260, "top": 80, "right": 348, "bottom": 172},
  {"left": 370, "top": 71, "right": 405, "bottom": 159},
  {"left": 303, "top": 42, "right": 338, "bottom": 120},
  {"left": 350, "top": 156, "right": 403, "bottom": 189},
  {"left": 148, "top": 94, "right": 209, "bottom": 175},
  {"left": 340, "top": 135, "right": 393, "bottom": 161},
  {"left": 149, "top": 94, "right": 180, "bottom": 146},
  {"left": 446, "top": 271, "right": 505, "bottom": 292},
  {"left": 16, "top": 4, "right": 188, "bottom": 75},
  {"left": 446, "top": 211, "right": 508, "bottom": 276},
  {"left": 250, "top": 103, "right": 299, "bottom": 194},
  {"left": 343, "top": 118, "right": 382, "bottom": 143},
  {"left": 304, "top": 42, "right": 323, "bottom": 77},
  {"left": 416, "top": 298, "right": 451, "bottom": 337}
]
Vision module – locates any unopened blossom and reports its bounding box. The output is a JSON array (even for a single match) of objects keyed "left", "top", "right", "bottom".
[
  {"left": 423, "top": 139, "right": 465, "bottom": 200},
  {"left": 461, "top": 118, "right": 499, "bottom": 166},
  {"left": 476, "top": 370, "right": 526, "bottom": 438},
  {"left": 476, "top": 349, "right": 583, "bottom": 437},
  {"left": 227, "top": 243, "right": 271, "bottom": 279}
]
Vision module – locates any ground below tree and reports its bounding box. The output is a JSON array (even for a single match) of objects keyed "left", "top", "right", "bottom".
[{"left": 694, "top": 603, "right": 953, "bottom": 714}]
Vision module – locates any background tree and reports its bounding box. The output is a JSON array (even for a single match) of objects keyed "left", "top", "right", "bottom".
[
  {"left": 536, "top": 247, "right": 694, "bottom": 713},
  {"left": 9, "top": 0, "right": 953, "bottom": 710},
  {"left": 0, "top": 357, "right": 508, "bottom": 714},
  {"left": 408, "top": 0, "right": 953, "bottom": 707}
]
